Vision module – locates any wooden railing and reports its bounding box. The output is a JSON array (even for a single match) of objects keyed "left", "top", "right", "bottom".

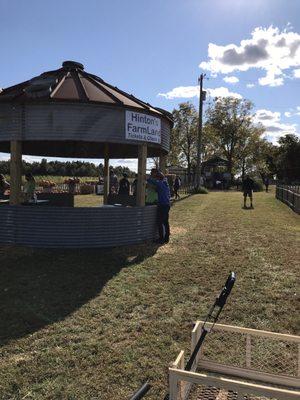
[{"left": 169, "top": 321, "right": 300, "bottom": 400}]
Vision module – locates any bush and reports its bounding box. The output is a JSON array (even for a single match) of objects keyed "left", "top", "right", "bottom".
[{"left": 192, "top": 186, "right": 209, "bottom": 194}]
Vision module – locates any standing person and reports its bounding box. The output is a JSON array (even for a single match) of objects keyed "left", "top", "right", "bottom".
[
  {"left": 242, "top": 174, "right": 254, "bottom": 209},
  {"left": 264, "top": 177, "right": 269, "bottom": 193},
  {"left": 109, "top": 169, "right": 119, "bottom": 194},
  {"left": 148, "top": 170, "right": 171, "bottom": 244},
  {"left": 173, "top": 175, "right": 181, "bottom": 200},
  {"left": 24, "top": 173, "right": 36, "bottom": 203},
  {"left": 0, "top": 174, "right": 10, "bottom": 198},
  {"left": 131, "top": 174, "right": 138, "bottom": 196},
  {"left": 146, "top": 169, "right": 158, "bottom": 205},
  {"left": 118, "top": 173, "right": 130, "bottom": 195}
]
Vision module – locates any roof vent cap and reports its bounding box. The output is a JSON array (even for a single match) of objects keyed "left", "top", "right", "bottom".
[{"left": 62, "top": 61, "right": 84, "bottom": 70}]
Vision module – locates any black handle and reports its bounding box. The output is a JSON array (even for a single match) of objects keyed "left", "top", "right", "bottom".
[
  {"left": 215, "top": 271, "right": 236, "bottom": 307},
  {"left": 129, "top": 382, "right": 151, "bottom": 400},
  {"left": 184, "top": 272, "right": 236, "bottom": 371}
]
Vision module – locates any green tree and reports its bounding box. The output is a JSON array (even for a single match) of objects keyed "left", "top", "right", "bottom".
[
  {"left": 276, "top": 134, "right": 300, "bottom": 182},
  {"left": 171, "top": 102, "right": 198, "bottom": 182},
  {"left": 205, "top": 97, "right": 257, "bottom": 177}
]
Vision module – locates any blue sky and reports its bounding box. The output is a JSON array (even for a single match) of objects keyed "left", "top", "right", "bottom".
[{"left": 1, "top": 0, "right": 300, "bottom": 170}]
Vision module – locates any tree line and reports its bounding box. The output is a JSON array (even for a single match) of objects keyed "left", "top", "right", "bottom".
[
  {"left": 0, "top": 159, "right": 136, "bottom": 178},
  {"left": 168, "top": 97, "right": 300, "bottom": 183}
]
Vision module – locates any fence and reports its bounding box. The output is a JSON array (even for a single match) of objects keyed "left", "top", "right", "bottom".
[
  {"left": 276, "top": 185, "right": 300, "bottom": 214},
  {"left": 169, "top": 321, "right": 300, "bottom": 400},
  {"left": 178, "top": 183, "right": 196, "bottom": 196}
]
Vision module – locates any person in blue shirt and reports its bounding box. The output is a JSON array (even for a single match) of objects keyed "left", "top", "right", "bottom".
[{"left": 147, "top": 170, "right": 171, "bottom": 244}]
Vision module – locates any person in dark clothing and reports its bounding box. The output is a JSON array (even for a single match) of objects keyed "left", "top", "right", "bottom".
[
  {"left": 0, "top": 174, "right": 10, "bottom": 198},
  {"left": 173, "top": 175, "right": 181, "bottom": 200},
  {"left": 148, "top": 170, "right": 171, "bottom": 244},
  {"left": 264, "top": 177, "right": 269, "bottom": 193},
  {"left": 118, "top": 173, "right": 130, "bottom": 195},
  {"left": 131, "top": 174, "right": 138, "bottom": 196},
  {"left": 242, "top": 175, "right": 254, "bottom": 209}
]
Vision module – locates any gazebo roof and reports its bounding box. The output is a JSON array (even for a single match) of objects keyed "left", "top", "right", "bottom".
[
  {"left": 0, "top": 61, "right": 171, "bottom": 119},
  {"left": 0, "top": 61, "right": 172, "bottom": 158},
  {"left": 202, "top": 156, "right": 229, "bottom": 167}
]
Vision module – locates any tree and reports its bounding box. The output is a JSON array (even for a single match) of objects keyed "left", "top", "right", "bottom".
[
  {"left": 276, "top": 134, "right": 300, "bottom": 182},
  {"left": 205, "top": 97, "right": 259, "bottom": 178},
  {"left": 170, "top": 102, "right": 198, "bottom": 182},
  {"left": 235, "top": 125, "right": 266, "bottom": 179}
]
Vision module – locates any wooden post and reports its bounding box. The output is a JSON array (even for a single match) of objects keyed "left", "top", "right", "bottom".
[
  {"left": 103, "top": 144, "right": 110, "bottom": 205},
  {"left": 10, "top": 140, "right": 22, "bottom": 205},
  {"left": 246, "top": 334, "right": 251, "bottom": 368},
  {"left": 159, "top": 153, "right": 167, "bottom": 174},
  {"left": 136, "top": 144, "right": 147, "bottom": 206}
]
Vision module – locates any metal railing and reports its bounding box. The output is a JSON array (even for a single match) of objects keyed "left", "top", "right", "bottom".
[{"left": 276, "top": 184, "right": 300, "bottom": 214}]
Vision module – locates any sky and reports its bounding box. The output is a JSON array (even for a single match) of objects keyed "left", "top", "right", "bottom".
[{"left": 1, "top": 0, "right": 300, "bottom": 171}]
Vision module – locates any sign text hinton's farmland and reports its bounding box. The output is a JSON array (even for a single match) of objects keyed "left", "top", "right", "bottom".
[{"left": 125, "top": 111, "right": 161, "bottom": 144}]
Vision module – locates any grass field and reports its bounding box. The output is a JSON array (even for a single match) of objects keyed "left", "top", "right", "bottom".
[{"left": 0, "top": 188, "right": 299, "bottom": 399}]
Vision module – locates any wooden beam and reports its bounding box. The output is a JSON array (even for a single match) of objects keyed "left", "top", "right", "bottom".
[
  {"left": 136, "top": 144, "right": 147, "bottom": 206},
  {"left": 198, "top": 360, "right": 300, "bottom": 389},
  {"left": 196, "top": 321, "right": 300, "bottom": 342},
  {"left": 10, "top": 140, "right": 22, "bottom": 205},
  {"left": 168, "top": 368, "right": 300, "bottom": 400},
  {"left": 103, "top": 144, "right": 109, "bottom": 205},
  {"left": 159, "top": 153, "right": 167, "bottom": 174}
]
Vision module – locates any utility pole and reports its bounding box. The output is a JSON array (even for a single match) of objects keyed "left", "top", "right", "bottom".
[{"left": 195, "top": 73, "right": 206, "bottom": 189}]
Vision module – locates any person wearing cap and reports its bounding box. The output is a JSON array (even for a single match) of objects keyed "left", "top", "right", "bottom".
[
  {"left": 0, "top": 174, "right": 10, "bottom": 198},
  {"left": 147, "top": 170, "right": 171, "bottom": 244}
]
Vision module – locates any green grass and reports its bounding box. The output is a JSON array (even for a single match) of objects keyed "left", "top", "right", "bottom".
[
  {"left": 74, "top": 194, "right": 103, "bottom": 207},
  {"left": 0, "top": 188, "right": 299, "bottom": 399}
]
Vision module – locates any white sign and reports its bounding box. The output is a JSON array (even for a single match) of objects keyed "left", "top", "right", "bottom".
[{"left": 125, "top": 111, "right": 161, "bottom": 144}]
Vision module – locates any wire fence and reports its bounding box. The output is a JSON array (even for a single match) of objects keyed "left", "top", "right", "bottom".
[
  {"left": 276, "top": 184, "right": 300, "bottom": 214},
  {"left": 170, "top": 322, "right": 300, "bottom": 400},
  {"left": 178, "top": 183, "right": 196, "bottom": 195}
]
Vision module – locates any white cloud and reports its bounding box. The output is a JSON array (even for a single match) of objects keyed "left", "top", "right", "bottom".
[
  {"left": 294, "top": 68, "right": 300, "bottom": 77},
  {"left": 158, "top": 86, "right": 199, "bottom": 99},
  {"left": 223, "top": 76, "right": 239, "bottom": 83},
  {"left": 283, "top": 106, "right": 300, "bottom": 118},
  {"left": 207, "top": 87, "right": 242, "bottom": 99},
  {"left": 246, "top": 83, "right": 255, "bottom": 88},
  {"left": 199, "top": 26, "right": 300, "bottom": 86},
  {"left": 254, "top": 108, "right": 298, "bottom": 143},
  {"left": 158, "top": 86, "right": 242, "bottom": 99}
]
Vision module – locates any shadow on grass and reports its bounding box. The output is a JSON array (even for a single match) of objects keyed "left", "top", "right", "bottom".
[{"left": 0, "top": 242, "right": 158, "bottom": 344}]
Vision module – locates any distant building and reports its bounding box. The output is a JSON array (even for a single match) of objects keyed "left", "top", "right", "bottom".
[{"left": 201, "top": 156, "right": 230, "bottom": 189}]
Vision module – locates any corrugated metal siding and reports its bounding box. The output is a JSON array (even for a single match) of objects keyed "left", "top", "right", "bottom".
[
  {"left": 0, "top": 103, "right": 170, "bottom": 153},
  {"left": 0, "top": 205, "right": 158, "bottom": 248},
  {"left": 0, "top": 104, "right": 23, "bottom": 140}
]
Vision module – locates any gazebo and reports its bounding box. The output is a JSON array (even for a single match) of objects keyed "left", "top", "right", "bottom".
[
  {"left": 0, "top": 61, "right": 172, "bottom": 247},
  {"left": 202, "top": 156, "right": 231, "bottom": 189}
]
